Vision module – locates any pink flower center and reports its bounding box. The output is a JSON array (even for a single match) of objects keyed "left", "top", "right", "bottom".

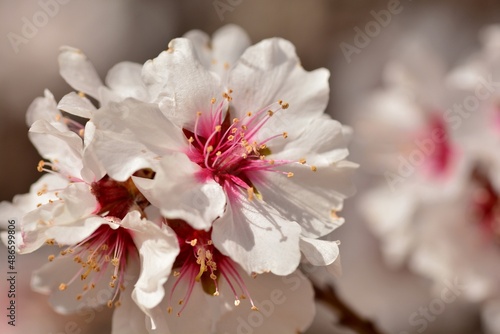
[
  {"left": 47, "top": 173, "right": 152, "bottom": 307},
  {"left": 417, "top": 114, "right": 454, "bottom": 178},
  {"left": 166, "top": 220, "right": 258, "bottom": 316},
  {"left": 49, "top": 224, "right": 136, "bottom": 308},
  {"left": 471, "top": 167, "right": 500, "bottom": 238},
  {"left": 184, "top": 96, "right": 301, "bottom": 199}
]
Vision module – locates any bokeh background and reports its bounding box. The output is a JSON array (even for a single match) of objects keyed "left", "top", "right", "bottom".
[{"left": 2, "top": 0, "right": 500, "bottom": 333}]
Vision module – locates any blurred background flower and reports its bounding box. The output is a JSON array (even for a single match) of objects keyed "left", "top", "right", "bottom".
[{"left": 2, "top": 0, "right": 500, "bottom": 333}]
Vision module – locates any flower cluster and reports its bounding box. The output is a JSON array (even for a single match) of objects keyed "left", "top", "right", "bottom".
[
  {"left": 0, "top": 25, "right": 356, "bottom": 333},
  {"left": 359, "top": 25, "right": 500, "bottom": 332}
]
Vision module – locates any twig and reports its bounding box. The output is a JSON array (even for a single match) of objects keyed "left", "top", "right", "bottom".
[{"left": 313, "top": 283, "right": 386, "bottom": 334}]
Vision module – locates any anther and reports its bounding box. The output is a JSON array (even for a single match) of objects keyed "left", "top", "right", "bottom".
[
  {"left": 310, "top": 166, "right": 317, "bottom": 172},
  {"left": 59, "top": 283, "right": 67, "bottom": 291}
]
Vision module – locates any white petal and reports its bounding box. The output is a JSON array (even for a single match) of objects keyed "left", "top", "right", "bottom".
[
  {"left": 212, "top": 191, "right": 302, "bottom": 275},
  {"left": 59, "top": 46, "right": 104, "bottom": 98},
  {"left": 216, "top": 269, "right": 315, "bottom": 334},
  {"left": 25, "top": 89, "right": 64, "bottom": 128},
  {"left": 183, "top": 29, "right": 212, "bottom": 69},
  {"left": 58, "top": 92, "right": 96, "bottom": 119},
  {"left": 91, "top": 99, "right": 186, "bottom": 181},
  {"left": 300, "top": 237, "right": 339, "bottom": 266},
  {"left": 133, "top": 153, "right": 226, "bottom": 231},
  {"left": 29, "top": 120, "right": 84, "bottom": 179},
  {"left": 142, "top": 38, "right": 223, "bottom": 129},
  {"left": 105, "top": 61, "right": 149, "bottom": 101},
  {"left": 45, "top": 216, "right": 104, "bottom": 245},
  {"left": 228, "top": 38, "right": 329, "bottom": 135},
  {"left": 273, "top": 117, "right": 350, "bottom": 166},
  {"left": 255, "top": 162, "right": 356, "bottom": 239},
  {"left": 123, "top": 211, "right": 179, "bottom": 311},
  {"left": 112, "top": 287, "right": 150, "bottom": 334},
  {"left": 31, "top": 255, "right": 115, "bottom": 314}
]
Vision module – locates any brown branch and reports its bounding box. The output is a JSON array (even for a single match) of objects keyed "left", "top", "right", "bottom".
[{"left": 313, "top": 283, "right": 386, "bottom": 334}]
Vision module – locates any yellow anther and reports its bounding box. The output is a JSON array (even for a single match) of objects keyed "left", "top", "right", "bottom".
[
  {"left": 310, "top": 165, "right": 317, "bottom": 172},
  {"left": 45, "top": 239, "right": 55, "bottom": 245},
  {"left": 247, "top": 187, "right": 255, "bottom": 201},
  {"left": 48, "top": 255, "right": 55, "bottom": 262},
  {"left": 76, "top": 294, "right": 82, "bottom": 300},
  {"left": 107, "top": 300, "right": 113, "bottom": 308},
  {"left": 206, "top": 146, "right": 214, "bottom": 153},
  {"left": 197, "top": 112, "right": 202, "bottom": 117},
  {"left": 287, "top": 172, "right": 294, "bottom": 178},
  {"left": 111, "top": 258, "right": 119, "bottom": 267},
  {"left": 211, "top": 97, "right": 216, "bottom": 104},
  {"left": 215, "top": 125, "right": 222, "bottom": 132},
  {"left": 299, "top": 158, "right": 306, "bottom": 164},
  {"left": 188, "top": 136, "right": 194, "bottom": 143},
  {"left": 251, "top": 306, "right": 259, "bottom": 311},
  {"left": 190, "top": 239, "right": 198, "bottom": 247},
  {"left": 167, "top": 307, "right": 173, "bottom": 314},
  {"left": 269, "top": 160, "right": 275, "bottom": 165},
  {"left": 37, "top": 160, "right": 45, "bottom": 172},
  {"left": 281, "top": 102, "right": 289, "bottom": 109},
  {"left": 59, "top": 283, "right": 67, "bottom": 291},
  {"left": 233, "top": 118, "right": 239, "bottom": 124},
  {"left": 267, "top": 110, "right": 274, "bottom": 116},
  {"left": 78, "top": 129, "right": 85, "bottom": 137},
  {"left": 282, "top": 132, "right": 288, "bottom": 139},
  {"left": 247, "top": 111, "right": 252, "bottom": 117},
  {"left": 213, "top": 291, "right": 220, "bottom": 296},
  {"left": 235, "top": 300, "right": 241, "bottom": 306},
  {"left": 77, "top": 91, "right": 85, "bottom": 98},
  {"left": 216, "top": 151, "right": 222, "bottom": 156}
]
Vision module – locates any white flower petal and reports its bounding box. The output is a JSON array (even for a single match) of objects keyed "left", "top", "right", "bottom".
[
  {"left": 255, "top": 162, "right": 356, "bottom": 239},
  {"left": 91, "top": 99, "right": 186, "bottom": 181},
  {"left": 59, "top": 46, "right": 104, "bottom": 98},
  {"left": 105, "top": 61, "right": 149, "bottom": 101},
  {"left": 274, "top": 117, "right": 350, "bottom": 166},
  {"left": 133, "top": 153, "right": 226, "bottom": 231},
  {"left": 228, "top": 38, "right": 329, "bottom": 135},
  {"left": 124, "top": 211, "right": 180, "bottom": 311},
  {"left": 58, "top": 92, "right": 96, "bottom": 119},
  {"left": 142, "top": 38, "right": 223, "bottom": 129},
  {"left": 29, "top": 120, "right": 84, "bottom": 179},
  {"left": 31, "top": 255, "right": 115, "bottom": 314},
  {"left": 25, "top": 89, "right": 64, "bottom": 128},
  {"left": 216, "top": 269, "right": 315, "bottom": 334},
  {"left": 112, "top": 287, "right": 150, "bottom": 334},
  {"left": 45, "top": 216, "right": 104, "bottom": 245},
  {"left": 300, "top": 237, "right": 339, "bottom": 266},
  {"left": 212, "top": 191, "right": 302, "bottom": 275}
]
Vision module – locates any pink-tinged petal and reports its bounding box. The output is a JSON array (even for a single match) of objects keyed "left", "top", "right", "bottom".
[
  {"left": 255, "top": 161, "right": 356, "bottom": 239},
  {"left": 25, "top": 89, "right": 64, "bottom": 128},
  {"left": 142, "top": 38, "right": 224, "bottom": 130},
  {"left": 212, "top": 191, "right": 302, "bottom": 275},
  {"left": 133, "top": 153, "right": 226, "bottom": 231},
  {"left": 215, "top": 269, "right": 315, "bottom": 334},
  {"left": 29, "top": 119, "right": 84, "bottom": 179},
  {"left": 105, "top": 61, "right": 149, "bottom": 101},
  {"left": 123, "top": 211, "right": 180, "bottom": 312},
  {"left": 59, "top": 46, "right": 104, "bottom": 99},
  {"left": 300, "top": 237, "right": 339, "bottom": 266},
  {"left": 91, "top": 99, "right": 186, "bottom": 181},
  {"left": 58, "top": 92, "right": 96, "bottom": 119},
  {"left": 31, "top": 254, "right": 114, "bottom": 314},
  {"left": 273, "top": 117, "right": 350, "bottom": 166},
  {"left": 228, "top": 38, "right": 329, "bottom": 135}
]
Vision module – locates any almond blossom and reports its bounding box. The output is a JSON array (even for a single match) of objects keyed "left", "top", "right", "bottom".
[{"left": 91, "top": 32, "right": 356, "bottom": 279}]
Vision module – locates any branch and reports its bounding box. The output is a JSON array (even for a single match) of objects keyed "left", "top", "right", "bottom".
[{"left": 313, "top": 283, "right": 386, "bottom": 334}]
